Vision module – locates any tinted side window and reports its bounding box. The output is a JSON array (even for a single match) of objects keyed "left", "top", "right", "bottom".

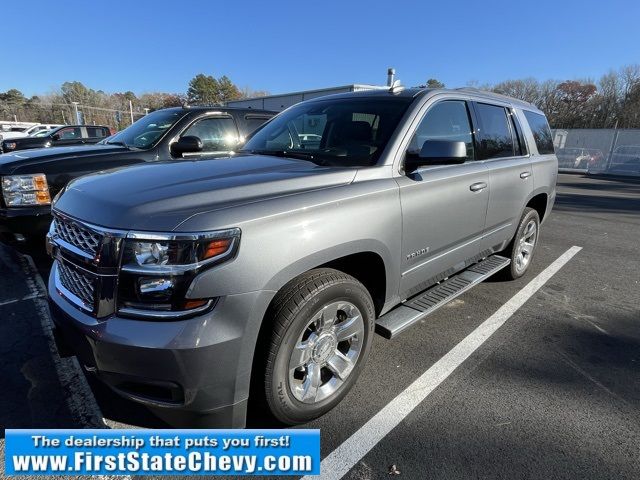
[
  {"left": 523, "top": 111, "right": 554, "bottom": 154},
  {"left": 181, "top": 117, "right": 239, "bottom": 152},
  {"left": 244, "top": 115, "right": 272, "bottom": 133},
  {"left": 475, "top": 103, "right": 514, "bottom": 159},
  {"left": 408, "top": 100, "right": 475, "bottom": 160},
  {"left": 56, "top": 127, "right": 82, "bottom": 139},
  {"left": 86, "top": 127, "right": 107, "bottom": 138}
]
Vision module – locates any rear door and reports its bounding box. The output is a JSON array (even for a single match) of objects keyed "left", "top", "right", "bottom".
[
  {"left": 397, "top": 98, "right": 490, "bottom": 299},
  {"left": 472, "top": 102, "right": 533, "bottom": 252}
]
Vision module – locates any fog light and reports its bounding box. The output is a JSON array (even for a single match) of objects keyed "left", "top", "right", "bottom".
[{"left": 138, "top": 277, "right": 174, "bottom": 300}]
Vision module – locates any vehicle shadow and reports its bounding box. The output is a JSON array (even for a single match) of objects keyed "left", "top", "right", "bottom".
[
  {"left": 562, "top": 178, "right": 640, "bottom": 193},
  {"left": 555, "top": 191, "right": 640, "bottom": 215}
]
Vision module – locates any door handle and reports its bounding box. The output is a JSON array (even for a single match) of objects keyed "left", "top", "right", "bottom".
[
  {"left": 520, "top": 171, "right": 532, "bottom": 179},
  {"left": 469, "top": 182, "right": 487, "bottom": 192}
]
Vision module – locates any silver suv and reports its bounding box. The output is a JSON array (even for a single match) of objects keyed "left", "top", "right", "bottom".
[{"left": 47, "top": 87, "right": 557, "bottom": 427}]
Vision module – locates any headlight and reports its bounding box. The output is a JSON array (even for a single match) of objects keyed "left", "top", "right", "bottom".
[
  {"left": 117, "top": 228, "right": 241, "bottom": 319},
  {"left": 1, "top": 174, "right": 51, "bottom": 206},
  {"left": 4, "top": 142, "right": 17, "bottom": 150}
]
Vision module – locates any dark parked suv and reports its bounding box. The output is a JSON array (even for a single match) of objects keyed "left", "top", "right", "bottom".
[
  {"left": 48, "top": 87, "right": 556, "bottom": 428},
  {"left": 1, "top": 125, "right": 111, "bottom": 153},
  {"left": 0, "top": 107, "right": 275, "bottom": 241}
]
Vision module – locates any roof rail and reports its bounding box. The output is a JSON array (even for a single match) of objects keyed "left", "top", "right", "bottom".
[{"left": 454, "top": 87, "right": 536, "bottom": 107}]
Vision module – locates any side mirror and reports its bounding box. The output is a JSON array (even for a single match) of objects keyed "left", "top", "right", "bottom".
[
  {"left": 171, "top": 136, "right": 203, "bottom": 156},
  {"left": 406, "top": 140, "right": 467, "bottom": 172},
  {"left": 51, "top": 134, "right": 61, "bottom": 141}
]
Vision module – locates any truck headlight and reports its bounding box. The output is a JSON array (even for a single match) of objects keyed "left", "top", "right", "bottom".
[
  {"left": 117, "top": 228, "right": 241, "bottom": 319},
  {"left": 1, "top": 174, "right": 51, "bottom": 206}
]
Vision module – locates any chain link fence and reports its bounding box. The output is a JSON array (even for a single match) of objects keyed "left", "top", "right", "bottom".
[
  {"left": 553, "top": 128, "right": 640, "bottom": 177},
  {"left": 0, "top": 103, "right": 146, "bottom": 131}
]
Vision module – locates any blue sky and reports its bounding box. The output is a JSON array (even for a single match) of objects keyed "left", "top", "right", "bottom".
[{"left": 3, "top": 0, "right": 639, "bottom": 97}]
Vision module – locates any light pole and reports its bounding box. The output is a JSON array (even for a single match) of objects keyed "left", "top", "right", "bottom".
[
  {"left": 129, "top": 100, "right": 134, "bottom": 125},
  {"left": 71, "top": 102, "right": 80, "bottom": 124}
]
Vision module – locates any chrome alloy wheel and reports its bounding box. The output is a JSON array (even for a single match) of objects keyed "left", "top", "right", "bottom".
[
  {"left": 288, "top": 301, "right": 365, "bottom": 404},
  {"left": 515, "top": 219, "right": 537, "bottom": 273}
]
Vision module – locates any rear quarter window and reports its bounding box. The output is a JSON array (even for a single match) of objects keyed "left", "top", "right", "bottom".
[
  {"left": 86, "top": 127, "right": 107, "bottom": 138},
  {"left": 244, "top": 114, "right": 273, "bottom": 134},
  {"left": 523, "top": 111, "right": 554, "bottom": 155}
]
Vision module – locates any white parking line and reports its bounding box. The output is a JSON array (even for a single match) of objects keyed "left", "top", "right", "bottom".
[
  {"left": 0, "top": 292, "right": 44, "bottom": 306},
  {"left": 306, "top": 246, "right": 582, "bottom": 480}
]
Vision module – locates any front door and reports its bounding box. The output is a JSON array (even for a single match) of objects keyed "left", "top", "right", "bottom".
[{"left": 397, "top": 99, "right": 489, "bottom": 299}]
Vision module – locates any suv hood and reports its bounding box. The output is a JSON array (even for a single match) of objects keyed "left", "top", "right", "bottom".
[
  {"left": 0, "top": 144, "right": 129, "bottom": 173},
  {"left": 54, "top": 154, "right": 357, "bottom": 231}
]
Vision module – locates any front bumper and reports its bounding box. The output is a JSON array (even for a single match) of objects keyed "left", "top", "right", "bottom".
[
  {"left": 0, "top": 205, "right": 52, "bottom": 237},
  {"left": 48, "top": 262, "right": 274, "bottom": 428}
]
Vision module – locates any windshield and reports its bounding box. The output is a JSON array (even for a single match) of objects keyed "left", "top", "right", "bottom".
[
  {"left": 106, "top": 109, "right": 186, "bottom": 149},
  {"left": 241, "top": 97, "right": 412, "bottom": 167},
  {"left": 31, "top": 130, "right": 51, "bottom": 137}
]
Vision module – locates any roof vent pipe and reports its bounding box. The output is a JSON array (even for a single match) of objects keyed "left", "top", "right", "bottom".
[{"left": 387, "top": 68, "right": 396, "bottom": 87}]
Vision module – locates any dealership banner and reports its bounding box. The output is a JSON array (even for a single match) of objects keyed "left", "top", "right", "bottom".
[{"left": 5, "top": 429, "right": 320, "bottom": 476}]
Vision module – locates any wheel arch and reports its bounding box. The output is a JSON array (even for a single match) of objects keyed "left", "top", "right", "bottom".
[{"left": 525, "top": 190, "right": 549, "bottom": 222}]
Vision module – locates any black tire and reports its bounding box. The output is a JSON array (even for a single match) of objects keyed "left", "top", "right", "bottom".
[
  {"left": 263, "top": 268, "right": 375, "bottom": 425},
  {"left": 499, "top": 207, "right": 540, "bottom": 280}
]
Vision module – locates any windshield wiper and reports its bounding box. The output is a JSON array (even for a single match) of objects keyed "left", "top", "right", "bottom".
[{"left": 242, "top": 149, "right": 327, "bottom": 165}]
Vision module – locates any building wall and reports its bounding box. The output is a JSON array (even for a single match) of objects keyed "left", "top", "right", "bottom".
[{"left": 227, "top": 85, "right": 385, "bottom": 111}]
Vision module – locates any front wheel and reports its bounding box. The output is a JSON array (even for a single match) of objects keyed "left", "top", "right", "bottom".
[
  {"left": 263, "top": 269, "right": 375, "bottom": 425},
  {"left": 500, "top": 207, "right": 540, "bottom": 280}
]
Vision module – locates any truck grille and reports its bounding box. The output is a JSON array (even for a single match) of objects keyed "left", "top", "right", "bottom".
[
  {"left": 57, "top": 261, "right": 96, "bottom": 310},
  {"left": 53, "top": 216, "right": 102, "bottom": 256}
]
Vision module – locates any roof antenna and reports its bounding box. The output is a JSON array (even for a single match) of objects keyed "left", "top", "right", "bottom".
[{"left": 387, "top": 68, "right": 396, "bottom": 86}]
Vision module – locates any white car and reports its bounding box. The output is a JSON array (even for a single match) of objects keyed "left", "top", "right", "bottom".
[{"left": 0, "top": 124, "right": 62, "bottom": 142}]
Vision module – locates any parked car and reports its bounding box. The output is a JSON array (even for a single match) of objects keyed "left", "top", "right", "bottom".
[
  {"left": 0, "top": 125, "right": 110, "bottom": 153},
  {"left": 46, "top": 87, "right": 557, "bottom": 427},
  {"left": 555, "top": 147, "right": 605, "bottom": 170},
  {"left": 0, "top": 123, "right": 62, "bottom": 145},
  {"left": 0, "top": 107, "right": 275, "bottom": 241}
]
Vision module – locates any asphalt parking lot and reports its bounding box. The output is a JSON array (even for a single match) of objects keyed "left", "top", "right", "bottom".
[{"left": 1, "top": 173, "right": 639, "bottom": 479}]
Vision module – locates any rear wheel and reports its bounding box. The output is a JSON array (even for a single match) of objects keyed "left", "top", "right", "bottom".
[
  {"left": 263, "top": 269, "right": 375, "bottom": 425},
  {"left": 500, "top": 207, "right": 540, "bottom": 280}
]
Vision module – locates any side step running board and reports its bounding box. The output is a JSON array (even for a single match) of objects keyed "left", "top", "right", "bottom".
[{"left": 375, "top": 255, "right": 510, "bottom": 339}]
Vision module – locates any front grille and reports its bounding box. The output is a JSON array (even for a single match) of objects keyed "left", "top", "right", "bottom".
[
  {"left": 57, "top": 261, "right": 96, "bottom": 309},
  {"left": 53, "top": 216, "right": 102, "bottom": 256}
]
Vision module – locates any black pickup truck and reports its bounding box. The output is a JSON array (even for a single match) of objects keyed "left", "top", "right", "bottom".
[
  {"left": 0, "top": 106, "right": 275, "bottom": 241},
  {"left": 1, "top": 125, "right": 111, "bottom": 153}
]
